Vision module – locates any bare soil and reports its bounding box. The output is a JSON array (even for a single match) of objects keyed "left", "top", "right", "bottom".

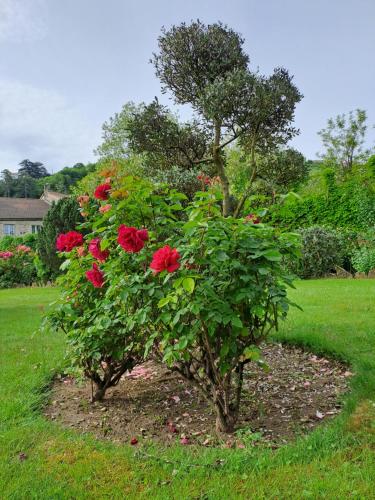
[{"left": 44, "top": 343, "right": 352, "bottom": 448}]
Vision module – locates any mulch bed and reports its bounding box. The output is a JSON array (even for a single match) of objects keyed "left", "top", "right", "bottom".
[{"left": 44, "top": 343, "right": 352, "bottom": 448}]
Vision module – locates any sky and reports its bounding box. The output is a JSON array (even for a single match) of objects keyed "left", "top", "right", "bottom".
[{"left": 0, "top": 0, "right": 374, "bottom": 173}]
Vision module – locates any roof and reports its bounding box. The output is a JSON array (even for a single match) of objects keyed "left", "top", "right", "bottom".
[
  {"left": 40, "top": 189, "right": 68, "bottom": 205},
  {"left": 0, "top": 198, "right": 50, "bottom": 220}
]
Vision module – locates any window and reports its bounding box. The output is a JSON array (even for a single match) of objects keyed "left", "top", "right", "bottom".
[
  {"left": 3, "top": 224, "right": 15, "bottom": 235},
  {"left": 32, "top": 225, "right": 41, "bottom": 234}
]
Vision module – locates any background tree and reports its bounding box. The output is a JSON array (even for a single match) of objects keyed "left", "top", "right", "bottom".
[
  {"left": 152, "top": 20, "right": 302, "bottom": 216},
  {"left": 0, "top": 170, "right": 16, "bottom": 197},
  {"left": 256, "top": 148, "right": 308, "bottom": 200},
  {"left": 37, "top": 197, "right": 83, "bottom": 279},
  {"left": 318, "top": 109, "right": 373, "bottom": 174},
  {"left": 14, "top": 173, "right": 40, "bottom": 198},
  {"left": 95, "top": 21, "right": 302, "bottom": 214},
  {"left": 18, "top": 159, "right": 50, "bottom": 179}
]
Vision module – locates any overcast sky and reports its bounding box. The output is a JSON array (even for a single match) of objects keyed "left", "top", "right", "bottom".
[{"left": 0, "top": 0, "right": 374, "bottom": 173}]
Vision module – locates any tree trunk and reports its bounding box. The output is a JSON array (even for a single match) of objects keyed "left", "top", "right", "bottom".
[
  {"left": 92, "top": 385, "right": 106, "bottom": 402},
  {"left": 215, "top": 401, "right": 235, "bottom": 433},
  {"left": 213, "top": 121, "right": 231, "bottom": 217}
]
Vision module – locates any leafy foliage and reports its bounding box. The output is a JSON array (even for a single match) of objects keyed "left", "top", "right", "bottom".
[
  {"left": 95, "top": 20, "right": 302, "bottom": 216},
  {"left": 37, "top": 197, "right": 83, "bottom": 279},
  {"left": 269, "top": 167, "right": 375, "bottom": 230},
  {"left": 318, "top": 109, "right": 373, "bottom": 174},
  {"left": 0, "top": 246, "right": 37, "bottom": 288},
  {"left": 46, "top": 173, "right": 299, "bottom": 430},
  {"left": 351, "top": 247, "right": 375, "bottom": 275},
  {"left": 287, "top": 226, "right": 344, "bottom": 279},
  {"left": 0, "top": 233, "right": 38, "bottom": 251}
]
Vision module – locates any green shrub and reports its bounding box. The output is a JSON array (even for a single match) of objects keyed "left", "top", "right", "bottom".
[
  {"left": 0, "top": 234, "right": 38, "bottom": 251},
  {"left": 46, "top": 174, "right": 300, "bottom": 432},
  {"left": 351, "top": 247, "right": 375, "bottom": 275},
  {"left": 37, "top": 197, "right": 83, "bottom": 279},
  {"left": 288, "top": 226, "right": 344, "bottom": 278},
  {"left": 0, "top": 247, "right": 38, "bottom": 288}
]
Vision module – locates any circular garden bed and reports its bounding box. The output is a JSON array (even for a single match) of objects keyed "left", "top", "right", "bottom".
[{"left": 45, "top": 343, "right": 352, "bottom": 448}]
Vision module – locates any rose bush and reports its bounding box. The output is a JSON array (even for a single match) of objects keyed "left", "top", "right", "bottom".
[
  {"left": 45, "top": 173, "right": 185, "bottom": 401},
  {"left": 46, "top": 172, "right": 299, "bottom": 430},
  {"left": 0, "top": 245, "right": 38, "bottom": 288}
]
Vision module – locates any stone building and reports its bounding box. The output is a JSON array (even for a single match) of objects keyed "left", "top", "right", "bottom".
[{"left": 0, "top": 189, "right": 67, "bottom": 237}]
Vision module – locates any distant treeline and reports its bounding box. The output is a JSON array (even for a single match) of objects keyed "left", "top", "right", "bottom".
[{"left": 0, "top": 159, "right": 96, "bottom": 198}]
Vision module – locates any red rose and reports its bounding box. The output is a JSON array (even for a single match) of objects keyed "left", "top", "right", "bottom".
[
  {"left": 94, "top": 183, "right": 111, "bottom": 200},
  {"left": 56, "top": 231, "right": 84, "bottom": 252},
  {"left": 85, "top": 263, "right": 104, "bottom": 288},
  {"left": 245, "top": 213, "right": 260, "bottom": 224},
  {"left": 88, "top": 237, "right": 109, "bottom": 262},
  {"left": 117, "top": 225, "right": 149, "bottom": 253},
  {"left": 150, "top": 245, "right": 181, "bottom": 273}
]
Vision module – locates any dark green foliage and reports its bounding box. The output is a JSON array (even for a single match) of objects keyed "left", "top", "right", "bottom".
[
  {"left": 151, "top": 20, "right": 302, "bottom": 216},
  {"left": 0, "top": 162, "right": 95, "bottom": 199},
  {"left": 257, "top": 148, "right": 309, "bottom": 195},
  {"left": 96, "top": 21, "right": 302, "bottom": 216},
  {"left": 152, "top": 20, "right": 249, "bottom": 108},
  {"left": 14, "top": 174, "right": 42, "bottom": 198},
  {"left": 126, "top": 99, "right": 210, "bottom": 169},
  {"left": 18, "top": 159, "right": 49, "bottom": 179},
  {"left": 37, "top": 197, "right": 83, "bottom": 279},
  {"left": 288, "top": 226, "right": 344, "bottom": 278}
]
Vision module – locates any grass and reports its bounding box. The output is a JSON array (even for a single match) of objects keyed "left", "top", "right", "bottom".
[{"left": 1, "top": 280, "right": 375, "bottom": 499}]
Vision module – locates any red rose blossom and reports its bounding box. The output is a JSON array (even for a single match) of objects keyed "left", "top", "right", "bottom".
[
  {"left": 117, "top": 225, "right": 149, "bottom": 253},
  {"left": 94, "top": 183, "right": 111, "bottom": 200},
  {"left": 56, "top": 231, "right": 84, "bottom": 252},
  {"left": 85, "top": 263, "right": 104, "bottom": 288},
  {"left": 150, "top": 245, "right": 181, "bottom": 273},
  {"left": 88, "top": 237, "right": 110, "bottom": 262}
]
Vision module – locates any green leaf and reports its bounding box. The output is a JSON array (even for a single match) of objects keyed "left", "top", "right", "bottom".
[
  {"left": 59, "top": 259, "right": 71, "bottom": 271},
  {"left": 158, "top": 296, "right": 170, "bottom": 308},
  {"left": 262, "top": 249, "right": 282, "bottom": 261},
  {"left": 182, "top": 277, "right": 195, "bottom": 294},
  {"left": 231, "top": 316, "right": 243, "bottom": 328}
]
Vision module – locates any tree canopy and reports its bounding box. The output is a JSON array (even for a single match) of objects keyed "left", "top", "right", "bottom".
[
  {"left": 96, "top": 20, "right": 303, "bottom": 217},
  {"left": 318, "top": 109, "right": 374, "bottom": 174}
]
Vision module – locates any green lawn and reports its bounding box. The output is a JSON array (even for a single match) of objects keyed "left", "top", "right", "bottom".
[{"left": 1, "top": 281, "right": 375, "bottom": 499}]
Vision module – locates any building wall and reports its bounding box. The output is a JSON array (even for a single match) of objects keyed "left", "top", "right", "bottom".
[{"left": 0, "top": 220, "right": 43, "bottom": 236}]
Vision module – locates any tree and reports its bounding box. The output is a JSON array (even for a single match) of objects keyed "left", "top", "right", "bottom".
[
  {"left": 318, "top": 109, "right": 373, "bottom": 174},
  {"left": 95, "top": 21, "right": 302, "bottom": 216},
  {"left": 126, "top": 99, "right": 210, "bottom": 170},
  {"left": 0, "top": 170, "right": 15, "bottom": 197},
  {"left": 14, "top": 173, "right": 40, "bottom": 198},
  {"left": 256, "top": 148, "right": 308, "bottom": 199},
  {"left": 152, "top": 21, "right": 302, "bottom": 216},
  {"left": 37, "top": 197, "right": 83, "bottom": 279},
  {"left": 96, "top": 100, "right": 211, "bottom": 172},
  {"left": 18, "top": 159, "right": 50, "bottom": 179}
]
